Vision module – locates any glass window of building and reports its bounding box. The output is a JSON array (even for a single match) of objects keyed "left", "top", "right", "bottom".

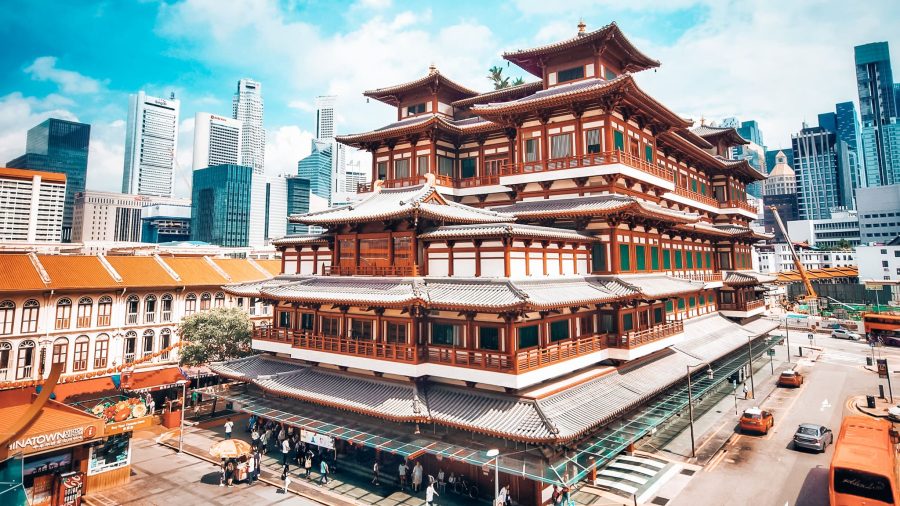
[
  {"left": 55, "top": 298, "right": 72, "bottom": 329},
  {"left": 321, "top": 316, "right": 340, "bottom": 337},
  {"left": 557, "top": 65, "right": 584, "bottom": 83},
  {"left": 431, "top": 322, "right": 463, "bottom": 347},
  {"left": 460, "top": 158, "right": 476, "bottom": 179},
  {"left": 517, "top": 324, "right": 540, "bottom": 349},
  {"left": 97, "top": 296, "right": 112, "bottom": 326},
  {"left": 52, "top": 337, "right": 68, "bottom": 372},
  {"left": 585, "top": 129, "right": 601, "bottom": 153},
  {"left": 478, "top": 326, "right": 500, "bottom": 350},
  {"left": 21, "top": 300, "right": 39, "bottom": 334},
  {"left": 350, "top": 319, "right": 373, "bottom": 340},
  {"left": 76, "top": 298, "right": 92, "bottom": 328},
  {"left": 73, "top": 336, "right": 89, "bottom": 372},
  {"left": 0, "top": 300, "right": 13, "bottom": 335},
  {"left": 385, "top": 321, "right": 407, "bottom": 344},
  {"left": 550, "top": 134, "right": 572, "bottom": 159},
  {"left": 94, "top": 334, "right": 109, "bottom": 369},
  {"left": 125, "top": 295, "right": 139, "bottom": 324},
  {"left": 394, "top": 159, "right": 410, "bottom": 179},
  {"left": 549, "top": 320, "right": 570, "bottom": 342}
]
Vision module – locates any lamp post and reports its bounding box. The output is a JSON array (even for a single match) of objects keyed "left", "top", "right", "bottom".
[
  {"left": 746, "top": 336, "right": 755, "bottom": 399},
  {"left": 784, "top": 316, "right": 791, "bottom": 363},
  {"left": 486, "top": 448, "right": 499, "bottom": 505},
  {"left": 176, "top": 379, "right": 189, "bottom": 453},
  {"left": 686, "top": 364, "right": 714, "bottom": 458}
]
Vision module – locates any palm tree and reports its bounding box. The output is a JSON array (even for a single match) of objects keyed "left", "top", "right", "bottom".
[
  {"left": 487, "top": 66, "right": 510, "bottom": 90},
  {"left": 511, "top": 77, "right": 525, "bottom": 86}
]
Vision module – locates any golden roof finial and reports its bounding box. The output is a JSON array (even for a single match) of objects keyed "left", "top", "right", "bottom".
[
  {"left": 577, "top": 19, "right": 586, "bottom": 36},
  {"left": 700, "top": 114, "right": 706, "bottom": 126},
  {"left": 428, "top": 63, "right": 437, "bottom": 74}
]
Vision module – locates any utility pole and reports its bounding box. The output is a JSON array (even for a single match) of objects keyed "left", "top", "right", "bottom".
[{"left": 747, "top": 337, "right": 756, "bottom": 399}]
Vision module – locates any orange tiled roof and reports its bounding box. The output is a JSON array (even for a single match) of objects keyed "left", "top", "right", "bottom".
[
  {"left": 0, "top": 390, "right": 104, "bottom": 450},
  {"left": 255, "top": 259, "right": 282, "bottom": 276},
  {"left": 158, "top": 257, "right": 228, "bottom": 286},
  {"left": 0, "top": 166, "right": 67, "bottom": 183},
  {"left": 776, "top": 266, "right": 858, "bottom": 283},
  {"left": 0, "top": 254, "right": 47, "bottom": 292},
  {"left": 104, "top": 256, "right": 177, "bottom": 287},
  {"left": 38, "top": 255, "right": 119, "bottom": 290},
  {"left": 212, "top": 258, "right": 271, "bottom": 283}
]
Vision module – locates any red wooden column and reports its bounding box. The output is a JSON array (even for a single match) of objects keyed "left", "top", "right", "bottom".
[
  {"left": 447, "top": 241, "right": 455, "bottom": 277},
  {"left": 542, "top": 241, "right": 549, "bottom": 276},
  {"left": 474, "top": 240, "right": 482, "bottom": 277},
  {"left": 311, "top": 246, "right": 319, "bottom": 275},
  {"left": 523, "top": 240, "right": 532, "bottom": 276},
  {"left": 605, "top": 114, "right": 614, "bottom": 152},
  {"left": 503, "top": 238, "right": 511, "bottom": 277},
  {"left": 539, "top": 114, "right": 550, "bottom": 169},
  {"left": 609, "top": 224, "right": 620, "bottom": 274},
  {"left": 505, "top": 315, "right": 516, "bottom": 372}
]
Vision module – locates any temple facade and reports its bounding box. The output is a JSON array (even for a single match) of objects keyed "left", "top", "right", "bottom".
[{"left": 216, "top": 21, "right": 777, "bottom": 505}]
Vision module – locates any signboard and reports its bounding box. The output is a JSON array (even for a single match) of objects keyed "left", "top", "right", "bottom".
[
  {"left": 767, "top": 349, "right": 775, "bottom": 357},
  {"left": 808, "top": 333, "right": 814, "bottom": 340},
  {"left": 878, "top": 359, "right": 889, "bottom": 379},
  {"left": 8, "top": 425, "right": 99, "bottom": 455},
  {"left": 104, "top": 416, "right": 152, "bottom": 436},
  {"left": 88, "top": 433, "right": 132, "bottom": 476},
  {"left": 300, "top": 429, "right": 334, "bottom": 450}
]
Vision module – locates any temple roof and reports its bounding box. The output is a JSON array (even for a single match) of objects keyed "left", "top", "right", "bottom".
[
  {"left": 289, "top": 175, "right": 513, "bottom": 225},
  {"left": 490, "top": 194, "right": 700, "bottom": 224},
  {"left": 657, "top": 130, "right": 765, "bottom": 182},
  {"left": 363, "top": 67, "right": 478, "bottom": 107},
  {"left": 690, "top": 125, "right": 748, "bottom": 147},
  {"left": 418, "top": 223, "right": 596, "bottom": 242},
  {"left": 723, "top": 270, "right": 777, "bottom": 285},
  {"left": 335, "top": 114, "right": 502, "bottom": 146},
  {"left": 271, "top": 234, "right": 330, "bottom": 246},
  {"left": 503, "top": 22, "right": 660, "bottom": 77},
  {"left": 675, "top": 128, "right": 715, "bottom": 149},
  {"left": 451, "top": 81, "right": 544, "bottom": 107},
  {"left": 471, "top": 75, "right": 691, "bottom": 130}
]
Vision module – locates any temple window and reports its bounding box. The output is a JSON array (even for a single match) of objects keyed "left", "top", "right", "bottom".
[
  {"left": 622, "top": 313, "right": 634, "bottom": 332},
  {"left": 619, "top": 244, "right": 630, "bottom": 271},
  {"left": 549, "top": 320, "right": 570, "bottom": 342},
  {"left": 385, "top": 321, "right": 407, "bottom": 344},
  {"left": 585, "top": 129, "right": 601, "bottom": 153},
  {"left": 460, "top": 158, "right": 476, "bottom": 179},
  {"left": 599, "top": 313, "right": 616, "bottom": 334},
  {"left": 277, "top": 311, "right": 291, "bottom": 329},
  {"left": 359, "top": 237, "right": 389, "bottom": 266},
  {"left": 406, "top": 103, "right": 426, "bottom": 116},
  {"left": 524, "top": 139, "right": 539, "bottom": 162},
  {"left": 651, "top": 247, "right": 660, "bottom": 270},
  {"left": 394, "top": 159, "right": 410, "bottom": 179},
  {"left": 591, "top": 244, "right": 607, "bottom": 272},
  {"left": 645, "top": 145, "right": 653, "bottom": 163},
  {"left": 437, "top": 156, "right": 454, "bottom": 177},
  {"left": 653, "top": 307, "right": 664, "bottom": 324},
  {"left": 377, "top": 161, "right": 388, "bottom": 180},
  {"left": 484, "top": 157, "right": 505, "bottom": 175},
  {"left": 393, "top": 236, "right": 412, "bottom": 265},
  {"left": 613, "top": 130, "right": 625, "bottom": 151},
  {"left": 635, "top": 245, "right": 647, "bottom": 271},
  {"left": 578, "top": 315, "right": 594, "bottom": 336},
  {"left": 674, "top": 250, "right": 683, "bottom": 269},
  {"left": 557, "top": 65, "right": 585, "bottom": 83},
  {"left": 478, "top": 326, "right": 500, "bottom": 351},
  {"left": 417, "top": 155, "right": 428, "bottom": 175},
  {"left": 663, "top": 249, "right": 672, "bottom": 269},
  {"left": 299, "top": 313, "right": 314, "bottom": 331},
  {"left": 604, "top": 68, "right": 617, "bottom": 80},
  {"left": 350, "top": 319, "right": 374, "bottom": 340},
  {"left": 550, "top": 133, "right": 573, "bottom": 159},
  {"left": 517, "top": 324, "right": 539, "bottom": 349},
  {"left": 321, "top": 317, "right": 340, "bottom": 337},
  {"left": 431, "top": 322, "right": 463, "bottom": 347}
]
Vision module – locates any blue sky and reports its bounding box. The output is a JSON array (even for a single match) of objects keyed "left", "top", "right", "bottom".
[{"left": 1, "top": 0, "right": 899, "bottom": 197}]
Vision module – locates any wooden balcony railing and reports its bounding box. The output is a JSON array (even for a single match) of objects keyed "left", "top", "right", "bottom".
[
  {"left": 613, "top": 320, "right": 684, "bottom": 349},
  {"left": 672, "top": 187, "right": 719, "bottom": 208},
  {"left": 718, "top": 199, "right": 757, "bottom": 213},
  {"left": 428, "top": 346, "right": 513, "bottom": 371},
  {"left": 516, "top": 333, "right": 608, "bottom": 373},
  {"left": 457, "top": 174, "right": 501, "bottom": 187},
  {"left": 500, "top": 150, "right": 673, "bottom": 182},
  {"left": 324, "top": 265, "right": 416, "bottom": 276},
  {"left": 670, "top": 271, "right": 724, "bottom": 282},
  {"left": 358, "top": 174, "right": 456, "bottom": 193},
  {"left": 719, "top": 299, "right": 766, "bottom": 312},
  {"left": 254, "top": 328, "right": 420, "bottom": 363}
]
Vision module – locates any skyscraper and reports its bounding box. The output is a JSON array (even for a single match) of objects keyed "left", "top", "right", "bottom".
[
  {"left": 855, "top": 42, "right": 898, "bottom": 186},
  {"left": 315, "top": 95, "right": 336, "bottom": 139},
  {"left": 762, "top": 151, "right": 798, "bottom": 241},
  {"left": 192, "top": 112, "right": 242, "bottom": 169},
  {"left": 7, "top": 118, "right": 90, "bottom": 241},
  {"left": 298, "top": 139, "right": 333, "bottom": 202},
  {"left": 190, "top": 164, "right": 253, "bottom": 247},
  {"left": 835, "top": 102, "right": 862, "bottom": 153},
  {"left": 286, "top": 176, "right": 311, "bottom": 235},
  {"left": 736, "top": 120, "right": 764, "bottom": 146},
  {"left": 232, "top": 79, "right": 265, "bottom": 175},
  {"left": 0, "top": 167, "right": 66, "bottom": 242},
  {"left": 792, "top": 126, "right": 847, "bottom": 220},
  {"left": 121, "top": 91, "right": 180, "bottom": 198},
  {"left": 726, "top": 119, "right": 766, "bottom": 198}
]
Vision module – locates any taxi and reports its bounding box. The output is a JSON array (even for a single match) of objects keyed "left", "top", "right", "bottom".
[
  {"left": 777, "top": 370, "right": 803, "bottom": 388},
  {"left": 739, "top": 407, "right": 774, "bottom": 435}
]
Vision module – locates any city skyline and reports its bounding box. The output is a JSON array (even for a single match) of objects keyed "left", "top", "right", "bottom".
[{"left": 2, "top": 1, "right": 899, "bottom": 198}]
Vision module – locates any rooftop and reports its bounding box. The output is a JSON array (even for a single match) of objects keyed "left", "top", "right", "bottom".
[{"left": 0, "top": 166, "right": 67, "bottom": 183}]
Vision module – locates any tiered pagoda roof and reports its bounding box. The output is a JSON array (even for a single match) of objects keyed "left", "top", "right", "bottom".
[
  {"left": 490, "top": 194, "right": 700, "bottom": 224},
  {"left": 335, "top": 114, "right": 502, "bottom": 147},
  {"left": 502, "top": 21, "right": 660, "bottom": 77},
  {"left": 418, "top": 223, "right": 596, "bottom": 242},
  {"left": 362, "top": 66, "right": 478, "bottom": 106},
  {"left": 451, "top": 81, "right": 544, "bottom": 108},
  {"left": 690, "top": 124, "right": 748, "bottom": 147}
]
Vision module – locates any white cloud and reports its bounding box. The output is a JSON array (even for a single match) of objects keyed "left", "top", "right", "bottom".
[
  {"left": 265, "top": 126, "right": 314, "bottom": 178},
  {"left": 354, "top": 0, "right": 392, "bottom": 10},
  {"left": 85, "top": 120, "right": 126, "bottom": 193},
  {"left": 24, "top": 56, "right": 106, "bottom": 94},
  {"left": 0, "top": 92, "right": 79, "bottom": 164}
]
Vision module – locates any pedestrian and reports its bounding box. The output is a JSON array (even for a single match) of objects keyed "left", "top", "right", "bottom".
[
  {"left": 498, "top": 483, "right": 510, "bottom": 506},
  {"left": 251, "top": 428, "right": 260, "bottom": 449},
  {"left": 742, "top": 382, "right": 750, "bottom": 400},
  {"left": 437, "top": 468, "right": 445, "bottom": 493},
  {"left": 225, "top": 459, "right": 235, "bottom": 488},
  {"left": 319, "top": 459, "right": 329, "bottom": 485},
  {"left": 224, "top": 417, "right": 233, "bottom": 439},
  {"left": 147, "top": 396, "right": 156, "bottom": 415},
  {"left": 551, "top": 484, "right": 562, "bottom": 506},
  {"left": 426, "top": 480, "right": 439, "bottom": 506},
  {"left": 261, "top": 427, "right": 271, "bottom": 454},
  {"left": 281, "top": 437, "right": 291, "bottom": 466},
  {"left": 246, "top": 453, "right": 255, "bottom": 485},
  {"left": 304, "top": 451, "right": 313, "bottom": 478},
  {"left": 247, "top": 414, "right": 257, "bottom": 432},
  {"left": 219, "top": 459, "right": 226, "bottom": 487},
  {"left": 281, "top": 465, "right": 291, "bottom": 494},
  {"left": 371, "top": 460, "right": 380, "bottom": 485},
  {"left": 398, "top": 460, "right": 408, "bottom": 490},
  {"left": 412, "top": 461, "right": 423, "bottom": 493}
]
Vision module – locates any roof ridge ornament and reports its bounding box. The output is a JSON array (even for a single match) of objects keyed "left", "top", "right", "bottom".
[{"left": 577, "top": 19, "right": 586, "bottom": 36}]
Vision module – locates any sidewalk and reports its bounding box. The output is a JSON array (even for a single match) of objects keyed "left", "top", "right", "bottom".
[{"left": 851, "top": 394, "right": 898, "bottom": 419}]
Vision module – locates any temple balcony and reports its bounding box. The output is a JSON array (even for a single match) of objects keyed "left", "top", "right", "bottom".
[
  {"left": 716, "top": 199, "right": 758, "bottom": 218},
  {"left": 497, "top": 150, "right": 674, "bottom": 190},
  {"left": 606, "top": 320, "right": 685, "bottom": 361},
  {"left": 718, "top": 298, "right": 766, "bottom": 318}
]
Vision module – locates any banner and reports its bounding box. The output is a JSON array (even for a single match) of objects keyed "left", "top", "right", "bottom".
[{"left": 300, "top": 429, "right": 334, "bottom": 450}]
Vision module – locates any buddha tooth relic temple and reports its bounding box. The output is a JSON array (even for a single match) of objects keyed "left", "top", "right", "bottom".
[{"left": 211, "top": 21, "right": 778, "bottom": 505}]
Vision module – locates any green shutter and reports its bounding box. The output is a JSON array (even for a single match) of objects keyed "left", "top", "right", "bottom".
[
  {"left": 635, "top": 245, "right": 646, "bottom": 271},
  {"left": 645, "top": 145, "right": 653, "bottom": 162},
  {"left": 623, "top": 313, "right": 634, "bottom": 331},
  {"left": 706, "top": 252, "right": 712, "bottom": 268},
  {"left": 665, "top": 300, "right": 673, "bottom": 311},
  {"left": 517, "top": 325, "right": 540, "bottom": 349},
  {"left": 699, "top": 295, "right": 705, "bottom": 305},
  {"left": 701, "top": 183, "right": 707, "bottom": 195},
  {"left": 653, "top": 307, "right": 663, "bottom": 323},
  {"left": 689, "top": 297, "right": 696, "bottom": 308},
  {"left": 678, "top": 298, "right": 685, "bottom": 309},
  {"left": 691, "top": 179, "right": 697, "bottom": 192},
  {"left": 619, "top": 244, "right": 630, "bottom": 271},
  {"left": 651, "top": 247, "right": 660, "bottom": 270},
  {"left": 663, "top": 249, "right": 671, "bottom": 269},
  {"left": 613, "top": 130, "right": 625, "bottom": 151},
  {"left": 549, "top": 320, "right": 570, "bottom": 342},
  {"left": 591, "top": 243, "right": 606, "bottom": 273},
  {"left": 696, "top": 252, "right": 703, "bottom": 268},
  {"left": 686, "top": 250, "right": 694, "bottom": 268},
  {"left": 675, "top": 251, "right": 683, "bottom": 269}
]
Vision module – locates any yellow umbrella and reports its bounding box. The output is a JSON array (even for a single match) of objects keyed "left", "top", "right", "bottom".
[{"left": 209, "top": 439, "right": 252, "bottom": 459}]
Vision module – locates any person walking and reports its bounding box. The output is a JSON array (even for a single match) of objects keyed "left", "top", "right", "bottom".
[
  {"left": 371, "top": 460, "right": 380, "bottom": 485},
  {"left": 281, "top": 465, "right": 291, "bottom": 494},
  {"left": 260, "top": 427, "right": 271, "bottom": 454},
  {"left": 742, "top": 382, "right": 750, "bottom": 400},
  {"left": 426, "top": 480, "right": 439, "bottom": 506},
  {"left": 304, "top": 451, "right": 313, "bottom": 479},
  {"left": 319, "top": 459, "right": 329, "bottom": 485},
  {"left": 247, "top": 414, "right": 257, "bottom": 433},
  {"left": 498, "top": 484, "right": 510, "bottom": 506},
  {"left": 281, "top": 437, "right": 291, "bottom": 467},
  {"left": 250, "top": 428, "right": 260, "bottom": 450},
  {"left": 551, "top": 484, "right": 562, "bottom": 506},
  {"left": 224, "top": 417, "right": 233, "bottom": 439},
  {"left": 398, "top": 460, "right": 408, "bottom": 490},
  {"left": 412, "top": 461, "right": 423, "bottom": 493},
  {"left": 245, "top": 453, "right": 255, "bottom": 486}
]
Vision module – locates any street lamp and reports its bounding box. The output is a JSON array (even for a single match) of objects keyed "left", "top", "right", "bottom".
[
  {"left": 784, "top": 316, "right": 791, "bottom": 364},
  {"left": 685, "top": 363, "right": 714, "bottom": 458},
  {"left": 486, "top": 448, "right": 499, "bottom": 505},
  {"left": 176, "top": 379, "right": 189, "bottom": 453},
  {"left": 746, "top": 336, "right": 756, "bottom": 399}
]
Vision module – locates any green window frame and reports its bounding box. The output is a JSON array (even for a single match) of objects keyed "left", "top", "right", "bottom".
[
  {"left": 689, "top": 297, "right": 696, "bottom": 308},
  {"left": 300, "top": 313, "right": 314, "bottom": 330},
  {"left": 653, "top": 307, "right": 664, "bottom": 324},
  {"left": 665, "top": 300, "right": 673, "bottom": 312},
  {"left": 549, "top": 320, "right": 570, "bottom": 342},
  {"left": 619, "top": 244, "right": 630, "bottom": 271},
  {"left": 557, "top": 65, "right": 585, "bottom": 83},
  {"left": 686, "top": 250, "right": 694, "bottom": 269},
  {"left": 663, "top": 249, "right": 672, "bottom": 269},
  {"left": 599, "top": 313, "right": 617, "bottom": 334},
  {"left": 696, "top": 252, "right": 703, "bottom": 269},
  {"left": 431, "top": 322, "right": 462, "bottom": 346},
  {"left": 591, "top": 243, "right": 607, "bottom": 273},
  {"left": 635, "top": 245, "right": 646, "bottom": 271},
  {"left": 622, "top": 313, "right": 634, "bottom": 331},
  {"left": 460, "top": 158, "right": 476, "bottom": 179},
  {"left": 613, "top": 130, "right": 625, "bottom": 151},
  {"left": 706, "top": 252, "right": 712, "bottom": 268},
  {"left": 517, "top": 325, "right": 540, "bottom": 349},
  {"left": 278, "top": 311, "right": 291, "bottom": 329},
  {"left": 674, "top": 250, "right": 683, "bottom": 269},
  {"left": 678, "top": 298, "right": 685, "bottom": 309},
  {"left": 479, "top": 326, "right": 500, "bottom": 351},
  {"left": 691, "top": 179, "right": 698, "bottom": 192},
  {"left": 699, "top": 295, "right": 706, "bottom": 305},
  {"left": 701, "top": 183, "right": 707, "bottom": 195},
  {"left": 644, "top": 145, "right": 653, "bottom": 163},
  {"left": 651, "top": 247, "right": 660, "bottom": 270}
]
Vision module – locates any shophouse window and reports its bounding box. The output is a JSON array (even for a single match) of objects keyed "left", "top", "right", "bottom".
[
  {"left": 517, "top": 325, "right": 540, "bottom": 349},
  {"left": 0, "top": 300, "right": 13, "bottom": 335},
  {"left": 16, "top": 341, "right": 35, "bottom": 379},
  {"left": 161, "top": 294, "right": 173, "bottom": 322},
  {"left": 94, "top": 334, "right": 109, "bottom": 369},
  {"left": 124, "top": 332, "right": 137, "bottom": 363},
  {"left": 52, "top": 337, "right": 68, "bottom": 373},
  {"left": 97, "top": 296, "right": 112, "bottom": 326},
  {"left": 160, "top": 329, "right": 172, "bottom": 360},
  {"left": 0, "top": 343, "right": 9, "bottom": 380},
  {"left": 76, "top": 298, "right": 92, "bottom": 328},
  {"left": 73, "top": 336, "right": 89, "bottom": 372},
  {"left": 125, "top": 295, "right": 139, "bottom": 324},
  {"left": 142, "top": 330, "right": 154, "bottom": 358},
  {"left": 55, "top": 298, "right": 72, "bottom": 329},
  {"left": 431, "top": 322, "right": 463, "bottom": 347},
  {"left": 21, "top": 299, "right": 39, "bottom": 334},
  {"left": 144, "top": 295, "right": 157, "bottom": 323}
]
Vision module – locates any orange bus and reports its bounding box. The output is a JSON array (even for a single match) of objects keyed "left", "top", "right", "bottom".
[{"left": 829, "top": 416, "right": 899, "bottom": 505}]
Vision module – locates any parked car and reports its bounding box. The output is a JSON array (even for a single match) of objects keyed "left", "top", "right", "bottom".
[
  {"left": 792, "top": 423, "right": 833, "bottom": 452},
  {"left": 888, "top": 405, "right": 900, "bottom": 422},
  {"left": 739, "top": 407, "right": 774, "bottom": 435},
  {"left": 777, "top": 370, "right": 804, "bottom": 388},
  {"left": 831, "top": 328, "right": 861, "bottom": 340}
]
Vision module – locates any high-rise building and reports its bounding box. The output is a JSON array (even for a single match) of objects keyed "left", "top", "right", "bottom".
[
  {"left": 286, "top": 176, "right": 311, "bottom": 236},
  {"left": 857, "top": 184, "right": 900, "bottom": 244},
  {"left": 6, "top": 118, "right": 90, "bottom": 242},
  {"left": 818, "top": 112, "right": 837, "bottom": 134},
  {"left": 191, "top": 164, "right": 253, "bottom": 247},
  {"left": 232, "top": 79, "right": 265, "bottom": 175},
  {"left": 193, "top": 112, "right": 242, "bottom": 169},
  {"left": 265, "top": 176, "right": 288, "bottom": 241},
  {"left": 736, "top": 120, "right": 764, "bottom": 146},
  {"left": 315, "top": 95, "right": 336, "bottom": 140},
  {"left": 298, "top": 139, "right": 333, "bottom": 201},
  {"left": 762, "top": 151, "right": 799, "bottom": 241},
  {"left": 0, "top": 167, "right": 66, "bottom": 242},
  {"left": 140, "top": 203, "right": 192, "bottom": 243},
  {"left": 855, "top": 42, "right": 898, "bottom": 187},
  {"left": 71, "top": 191, "right": 190, "bottom": 243},
  {"left": 122, "top": 91, "right": 180, "bottom": 198},
  {"left": 835, "top": 102, "right": 862, "bottom": 152},
  {"left": 792, "top": 126, "right": 844, "bottom": 220}
]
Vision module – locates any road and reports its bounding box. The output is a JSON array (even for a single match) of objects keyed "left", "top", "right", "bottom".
[{"left": 669, "top": 332, "right": 900, "bottom": 506}]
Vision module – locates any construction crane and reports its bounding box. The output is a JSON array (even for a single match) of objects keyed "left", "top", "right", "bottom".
[{"left": 769, "top": 205, "right": 818, "bottom": 316}]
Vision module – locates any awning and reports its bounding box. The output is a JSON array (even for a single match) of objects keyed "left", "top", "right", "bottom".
[
  {"left": 0, "top": 389, "right": 104, "bottom": 456},
  {"left": 124, "top": 366, "right": 188, "bottom": 392},
  {"left": 181, "top": 365, "right": 217, "bottom": 379}
]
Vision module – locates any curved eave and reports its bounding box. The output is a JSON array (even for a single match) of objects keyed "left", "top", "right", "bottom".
[
  {"left": 512, "top": 201, "right": 697, "bottom": 225},
  {"left": 451, "top": 81, "right": 544, "bottom": 107},
  {"left": 363, "top": 72, "right": 479, "bottom": 107},
  {"left": 675, "top": 128, "right": 714, "bottom": 149},
  {"left": 659, "top": 131, "right": 763, "bottom": 182},
  {"left": 255, "top": 381, "right": 426, "bottom": 424},
  {"left": 694, "top": 127, "right": 748, "bottom": 147},
  {"left": 336, "top": 116, "right": 505, "bottom": 148}
]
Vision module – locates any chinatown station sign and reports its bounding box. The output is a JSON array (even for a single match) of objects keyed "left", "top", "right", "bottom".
[{"left": 8, "top": 425, "right": 99, "bottom": 455}]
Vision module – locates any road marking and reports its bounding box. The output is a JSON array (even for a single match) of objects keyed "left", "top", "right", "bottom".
[
  {"left": 821, "top": 399, "right": 832, "bottom": 411},
  {"left": 705, "top": 449, "right": 728, "bottom": 472},
  {"left": 694, "top": 419, "right": 731, "bottom": 455}
]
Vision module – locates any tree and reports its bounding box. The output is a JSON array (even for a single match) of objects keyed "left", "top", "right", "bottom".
[
  {"left": 511, "top": 77, "right": 525, "bottom": 86},
  {"left": 836, "top": 238, "right": 851, "bottom": 250},
  {"left": 177, "top": 307, "right": 254, "bottom": 366},
  {"left": 488, "top": 65, "right": 510, "bottom": 90}
]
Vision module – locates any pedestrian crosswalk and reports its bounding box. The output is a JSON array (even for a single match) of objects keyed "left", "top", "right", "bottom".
[
  {"left": 817, "top": 350, "right": 865, "bottom": 367},
  {"left": 594, "top": 454, "right": 671, "bottom": 498}
]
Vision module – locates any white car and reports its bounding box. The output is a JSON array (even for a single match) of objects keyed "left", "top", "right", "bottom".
[
  {"left": 831, "top": 328, "right": 861, "bottom": 340},
  {"left": 889, "top": 405, "right": 900, "bottom": 422}
]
